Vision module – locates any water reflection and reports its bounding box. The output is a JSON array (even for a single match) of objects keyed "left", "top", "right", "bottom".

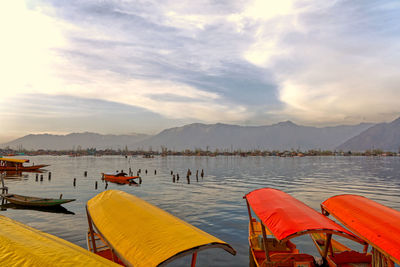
[
  {"left": 0, "top": 155, "right": 399, "bottom": 266},
  {"left": 0, "top": 203, "right": 75, "bottom": 215}
]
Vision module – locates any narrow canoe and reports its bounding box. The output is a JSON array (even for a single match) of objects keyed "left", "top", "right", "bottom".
[
  {"left": 102, "top": 173, "right": 140, "bottom": 184},
  {"left": 244, "top": 188, "right": 368, "bottom": 267},
  {"left": 1, "top": 193, "right": 75, "bottom": 207},
  {"left": 86, "top": 190, "right": 236, "bottom": 266},
  {"left": 321, "top": 194, "right": 400, "bottom": 265}
]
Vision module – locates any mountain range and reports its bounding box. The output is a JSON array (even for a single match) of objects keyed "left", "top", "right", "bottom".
[
  {"left": 337, "top": 117, "right": 400, "bottom": 152},
  {"left": 2, "top": 118, "right": 392, "bottom": 151}
]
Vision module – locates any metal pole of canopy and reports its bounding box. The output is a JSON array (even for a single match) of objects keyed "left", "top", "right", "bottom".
[
  {"left": 190, "top": 252, "right": 197, "bottom": 267},
  {"left": 261, "top": 223, "right": 271, "bottom": 262},
  {"left": 244, "top": 198, "right": 255, "bottom": 234},
  {"left": 86, "top": 207, "right": 97, "bottom": 253},
  {"left": 323, "top": 233, "right": 332, "bottom": 259}
]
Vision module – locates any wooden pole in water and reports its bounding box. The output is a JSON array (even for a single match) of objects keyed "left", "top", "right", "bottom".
[
  {"left": 173, "top": 175, "right": 175, "bottom": 183},
  {"left": 48, "top": 172, "right": 51, "bottom": 180},
  {"left": 95, "top": 181, "right": 98, "bottom": 190},
  {"left": 154, "top": 169, "right": 157, "bottom": 175},
  {"left": 73, "top": 178, "right": 76, "bottom": 187},
  {"left": 40, "top": 175, "right": 43, "bottom": 181}
]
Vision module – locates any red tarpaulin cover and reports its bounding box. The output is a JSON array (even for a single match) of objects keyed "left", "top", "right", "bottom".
[
  {"left": 322, "top": 194, "right": 400, "bottom": 264},
  {"left": 244, "top": 188, "right": 359, "bottom": 242}
]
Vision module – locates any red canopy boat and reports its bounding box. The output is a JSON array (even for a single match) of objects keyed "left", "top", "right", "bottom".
[
  {"left": 321, "top": 194, "right": 400, "bottom": 266},
  {"left": 102, "top": 172, "right": 141, "bottom": 184},
  {"left": 244, "top": 188, "right": 368, "bottom": 267},
  {"left": 0, "top": 158, "right": 49, "bottom": 171}
]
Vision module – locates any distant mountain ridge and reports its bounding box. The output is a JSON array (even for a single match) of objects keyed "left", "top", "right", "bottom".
[
  {"left": 337, "top": 117, "right": 400, "bottom": 152},
  {"left": 1, "top": 120, "right": 380, "bottom": 151},
  {"left": 2, "top": 132, "right": 150, "bottom": 150},
  {"left": 135, "top": 121, "right": 373, "bottom": 151}
]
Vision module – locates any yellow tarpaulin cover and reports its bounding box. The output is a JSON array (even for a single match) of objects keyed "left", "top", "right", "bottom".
[
  {"left": 0, "top": 158, "right": 29, "bottom": 163},
  {"left": 87, "top": 190, "right": 236, "bottom": 267},
  {"left": 0, "top": 215, "right": 118, "bottom": 266}
]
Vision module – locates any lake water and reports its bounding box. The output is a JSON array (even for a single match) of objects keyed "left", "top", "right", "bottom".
[{"left": 2, "top": 155, "right": 400, "bottom": 266}]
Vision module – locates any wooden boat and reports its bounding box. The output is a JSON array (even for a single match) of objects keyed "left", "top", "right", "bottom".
[
  {"left": 0, "top": 214, "right": 119, "bottom": 266},
  {"left": 244, "top": 188, "right": 368, "bottom": 267},
  {"left": 86, "top": 190, "right": 236, "bottom": 266},
  {"left": 321, "top": 194, "right": 400, "bottom": 266},
  {"left": 0, "top": 202, "right": 75, "bottom": 215},
  {"left": 102, "top": 172, "right": 140, "bottom": 184},
  {"left": 1, "top": 193, "right": 75, "bottom": 207},
  {"left": 0, "top": 157, "right": 49, "bottom": 171}
]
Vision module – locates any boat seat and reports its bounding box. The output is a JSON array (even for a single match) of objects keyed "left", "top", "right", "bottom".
[
  {"left": 264, "top": 253, "right": 315, "bottom": 267},
  {"left": 329, "top": 251, "right": 372, "bottom": 264}
]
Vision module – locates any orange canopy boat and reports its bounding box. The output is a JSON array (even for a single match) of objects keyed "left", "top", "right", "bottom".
[
  {"left": 0, "top": 158, "right": 49, "bottom": 171},
  {"left": 244, "top": 188, "right": 368, "bottom": 267},
  {"left": 101, "top": 172, "right": 141, "bottom": 185},
  {"left": 321, "top": 194, "right": 400, "bottom": 266}
]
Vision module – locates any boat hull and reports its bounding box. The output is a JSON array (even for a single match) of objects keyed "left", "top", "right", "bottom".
[
  {"left": 1, "top": 194, "right": 75, "bottom": 207},
  {"left": 0, "top": 164, "right": 49, "bottom": 171},
  {"left": 102, "top": 174, "right": 140, "bottom": 184}
]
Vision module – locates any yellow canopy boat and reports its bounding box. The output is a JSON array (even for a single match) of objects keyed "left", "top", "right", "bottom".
[
  {"left": 0, "top": 215, "right": 118, "bottom": 266},
  {"left": 86, "top": 190, "right": 236, "bottom": 267}
]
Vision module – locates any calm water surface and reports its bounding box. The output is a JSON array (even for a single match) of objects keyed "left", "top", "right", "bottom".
[{"left": 2, "top": 156, "right": 400, "bottom": 266}]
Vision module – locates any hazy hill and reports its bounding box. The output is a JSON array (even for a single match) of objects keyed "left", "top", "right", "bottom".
[
  {"left": 2, "top": 121, "right": 375, "bottom": 151},
  {"left": 134, "top": 121, "right": 373, "bottom": 151},
  {"left": 2, "top": 132, "right": 150, "bottom": 150},
  {"left": 337, "top": 117, "right": 400, "bottom": 152}
]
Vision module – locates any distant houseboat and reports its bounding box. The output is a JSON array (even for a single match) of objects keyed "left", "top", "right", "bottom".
[{"left": 0, "top": 158, "right": 49, "bottom": 171}]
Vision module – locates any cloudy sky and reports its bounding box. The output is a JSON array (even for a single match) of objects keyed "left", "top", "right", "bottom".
[{"left": 1, "top": 0, "right": 399, "bottom": 142}]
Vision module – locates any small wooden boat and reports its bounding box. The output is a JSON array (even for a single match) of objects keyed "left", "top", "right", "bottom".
[
  {"left": 1, "top": 193, "right": 75, "bottom": 207},
  {"left": 244, "top": 188, "right": 368, "bottom": 267},
  {"left": 102, "top": 172, "right": 140, "bottom": 184},
  {"left": 0, "top": 203, "right": 75, "bottom": 215},
  {"left": 86, "top": 190, "right": 236, "bottom": 266},
  {"left": 0, "top": 157, "right": 49, "bottom": 171},
  {"left": 321, "top": 194, "right": 400, "bottom": 266},
  {"left": 0, "top": 215, "right": 118, "bottom": 266}
]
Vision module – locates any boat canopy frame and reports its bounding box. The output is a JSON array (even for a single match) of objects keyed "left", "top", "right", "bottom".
[
  {"left": 321, "top": 194, "right": 400, "bottom": 265},
  {"left": 86, "top": 190, "right": 236, "bottom": 267},
  {"left": 244, "top": 188, "right": 366, "bottom": 244}
]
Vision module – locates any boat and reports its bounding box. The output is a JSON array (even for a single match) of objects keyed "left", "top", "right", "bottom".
[
  {"left": 0, "top": 157, "right": 49, "bottom": 171},
  {"left": 320, "top": 194, "right": 400, "bottom": 266},
  {"left": 102, "top": 172, "right": 140, "bottom": 184},
  {"left": 244, "top": 188, "right": 368, "bottom": 267},
  {"left": 1, "top": 193, "right": 75, "bottom": 207},
  {"left": 0, "top": 214, "right": 118, "bottom": 266},
  {"left": 0, "top": 202, "right": 75, "bottom": 215},
  {"left": 86, "top": 190, "right": 236, "bottom": 266}
]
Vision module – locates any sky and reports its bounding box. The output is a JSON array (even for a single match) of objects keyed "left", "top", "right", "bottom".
[{"left": 1, "top": 0, "right": 400, "bottom": 143}]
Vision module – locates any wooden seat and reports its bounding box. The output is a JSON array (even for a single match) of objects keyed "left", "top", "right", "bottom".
[{"left": 329, "top": 251, "right": 372, "bottom": 264}]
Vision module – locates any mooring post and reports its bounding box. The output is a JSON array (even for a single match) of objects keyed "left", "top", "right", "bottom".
[{"left": 73, "top": 178, "right": 76, "bottom": 187}]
